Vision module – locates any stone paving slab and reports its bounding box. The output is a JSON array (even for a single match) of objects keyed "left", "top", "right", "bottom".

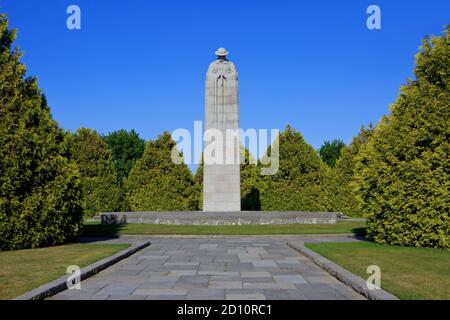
[{"left": 49, "top": 236, "right": 366, "bottom": 300}]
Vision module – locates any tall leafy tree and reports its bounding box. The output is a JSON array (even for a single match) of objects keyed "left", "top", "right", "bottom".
[
  {"left": 319, "top": 139, "right": 345, "bottom": 167},
  {"left": 124, "top": 132, "right": 197, "bottom": 211},
  {"left": 103, "top": 129, "right": 145, "bottom": 183},
  {"left": 0, "top": 14, "right": 83, "bottom": 250},
  {"left": 355, "top": 27, "right": 450, "bottom": 249},
  {"left": 70, "top": 128, "right": 122, "bottom": 216},
  {"left": 259, "top": 125, "right": 330, "bottom": 211}
]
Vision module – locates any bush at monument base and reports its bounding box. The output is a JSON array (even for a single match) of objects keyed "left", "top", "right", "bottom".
[
  {"left": 241, "top": 147, "right": 261, "bottom": 210},
  {"left": 69, "top": 128, "right": 123, "bottom": 216},
  {"left": 0, "top": 14, "right": 84, "bottom": 250},
  {"left": 193, "top": 163, "right": 203, "bottom": 210},
  {"left": 355, "top": 27, "right": 450, "bottom": 249},
  {"left": 124, "top": 132, "right": 198, "bottom": 211},
  {"left": 258, "top": 126, "right": 331, "bottom": 211}
]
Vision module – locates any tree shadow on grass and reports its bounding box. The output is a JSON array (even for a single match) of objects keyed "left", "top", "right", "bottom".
[
  {"left": 351, "top": 227, "right": 367, "bottom": 237},
  {"left": 79, "top": 223, "right": 125, "bottom": 242}
]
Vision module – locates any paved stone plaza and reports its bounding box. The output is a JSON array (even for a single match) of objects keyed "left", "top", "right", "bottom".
[{"left": 50, "top": 236, "right": 365, "bottom": 300}]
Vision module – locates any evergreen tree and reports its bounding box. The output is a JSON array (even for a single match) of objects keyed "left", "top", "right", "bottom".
[
  {"left": 259, "top": 125, "right": 330, "bottom": 211},
  {"left": 103, "top": 129, "right": 145, "bottom": 183},
  {"left": 355, "top": 27, "right": 450, "bottom": 248},
  {"left": 124, "top": 132, "right": 197, "bottom": 211},
  {"left": 319, "top": 139, "right": 345, "bottom": 167},
  {"left": 0, "top": 15, "right": 83, "bottom": 250},
  {"left": 70, "top": 128, "right": 122, "bottom": 216},
  {"left": 193, "top": 161, "right": 203, "bottom": 210},
  {"left": 328, "top": 125, "right": 373, "bottom": 216}
]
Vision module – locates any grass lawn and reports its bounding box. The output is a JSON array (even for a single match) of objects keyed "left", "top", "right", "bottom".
[
  {"left": 0, "top": 243, "right": 129, "bottom": 300},
  {"left": 305, "top": 242, "right": 450, "bottom": 300},
  {"left": 82, "top": 220, "right": 366, "bottom": 236}
]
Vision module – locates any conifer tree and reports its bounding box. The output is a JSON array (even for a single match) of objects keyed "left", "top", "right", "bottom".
[
  {"left": 70, "top": 128, "right": 122, "bottom": 216},
  {"left": 0, "top": 15, "right": 83, "bottom": 250},
  {"left": 125, "top": 132, "right": 197, "bottom": 211},
  {"left": 328, "top": 125, "right": 373, "bottom": 216},
  {"left": 259, "top": 126, "right": 330, "bottom": 211},
  {"left": 355, "top": 27, "right": 450, "bottom": 248}
]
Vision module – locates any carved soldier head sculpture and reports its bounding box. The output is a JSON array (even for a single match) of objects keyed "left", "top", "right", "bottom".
[{"left": 215, "top": 47, "right": 229, "bottom": 60}]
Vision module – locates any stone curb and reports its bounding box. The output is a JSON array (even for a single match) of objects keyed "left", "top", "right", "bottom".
[
  {"left": 100, "top": 211, "right": 339, "bottom": 225},
  {"left": 13, "top": 240, "right": 151, "bottom": 300},
  {"left": 287, "top": 241, "right": 399, "bottom": 300},
  {"left": 82, "top": 233, "right": 358, "bottom": 238}
]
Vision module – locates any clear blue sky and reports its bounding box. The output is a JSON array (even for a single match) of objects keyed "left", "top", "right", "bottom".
[{"left": 2, "top": 0, "right": 450, "bottom": 152}]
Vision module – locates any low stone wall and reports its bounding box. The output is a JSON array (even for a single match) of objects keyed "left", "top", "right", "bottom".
[{"left": 100, "top": 211, "right": 339, "bottom": 225}]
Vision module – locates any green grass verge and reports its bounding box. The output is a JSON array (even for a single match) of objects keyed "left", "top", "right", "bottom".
[
  {"left": 305, "top": 242, "right": 450, "bottom": 300},
  {"left": 0, "top": 243, "right": 129, "bottom": 300},
  {"left": 82, "top": 220, "right": 366, "bottom": 236}
]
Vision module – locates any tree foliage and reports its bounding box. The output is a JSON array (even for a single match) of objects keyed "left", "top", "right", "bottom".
[
  {"left": 124, "top": 132, "right": 197, "bottom": 211},
  {"left": 103, "top": 129, "right": 145, "bottom": 183},
  {"left": 0, "top": 15, "right": 83, "bottom": 250},
  {"left": 241, "top": 147, "right": 260, "bottom": 210},
  {"left": 70, "top": 128, "right": 122, "bottom": 216},
  {"left": 328, "top": 125, "right": 373, "bottom": 216},
  {"left": 259, "top": 125, "right": 330, "bottom": 211},
  {"left": 355, "top": 27, "right": 450, "bottom": 249},
  {"left": 193, "top": 159, "right": 203, "bottom": 210},
  {"left": 319, "top": 139, "right": 345, "bottom": 167}
]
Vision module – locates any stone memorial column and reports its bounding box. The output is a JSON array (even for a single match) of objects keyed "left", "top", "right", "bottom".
[{"left": 203, "top": 48, "right": 241, "bottom": 212}]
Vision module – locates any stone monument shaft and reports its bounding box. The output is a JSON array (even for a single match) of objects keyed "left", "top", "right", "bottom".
[{"left": 203, "top": 48, "right": 241, "bottom": 212}]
